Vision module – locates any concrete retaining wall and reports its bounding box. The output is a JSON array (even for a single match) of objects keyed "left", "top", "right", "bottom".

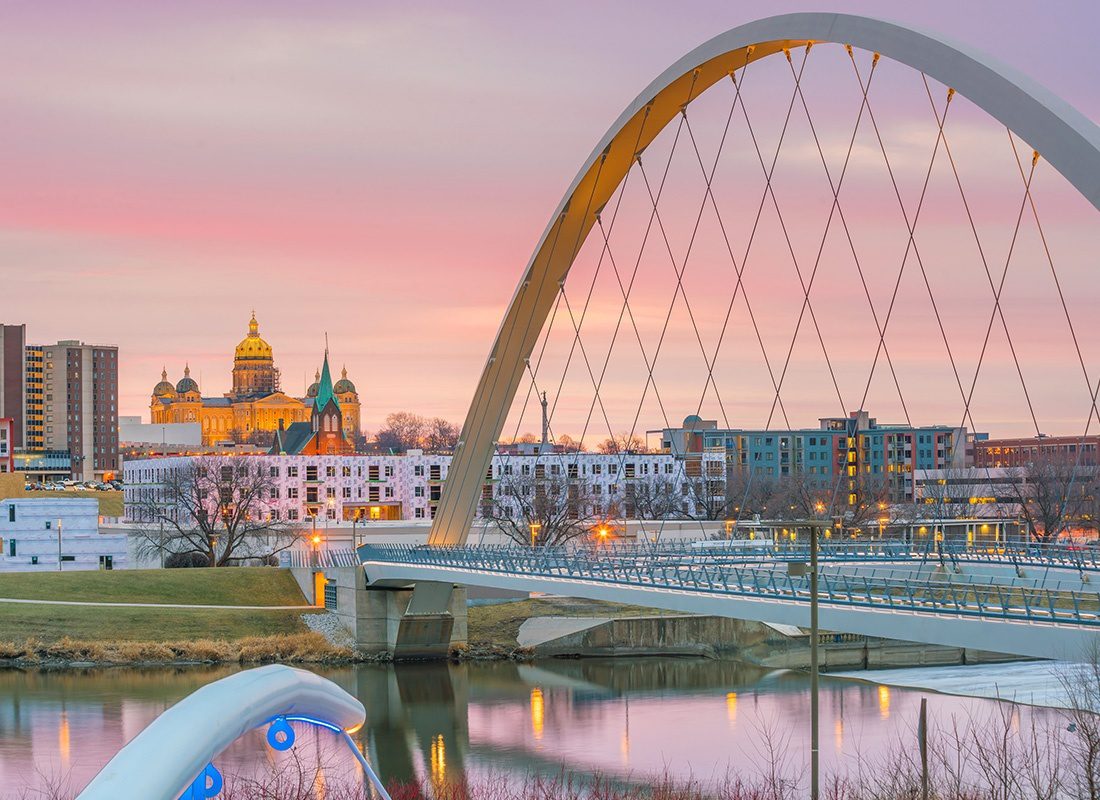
[{"left": 530, "top": 614, "right": 1018, "bottom": 670}]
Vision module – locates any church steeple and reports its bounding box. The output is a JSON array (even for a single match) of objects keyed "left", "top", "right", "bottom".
[{"left": 315, "top": 348, "right": 337, "bottom": 412}]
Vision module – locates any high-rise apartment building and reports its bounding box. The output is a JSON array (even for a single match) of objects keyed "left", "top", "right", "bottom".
[
  {"left": 0, "top": 325, "right": 25, "bottom": 448},
  {"left": 0, "top": 325, "right": 120, "bottom": 481},
  {"left": 38, "top": 341, "right": 119, "bottom": 481},
  {"left": 23, "top": 344, "right": 43, "bottom": 450}
]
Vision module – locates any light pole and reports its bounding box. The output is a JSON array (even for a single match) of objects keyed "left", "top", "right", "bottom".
[
  {"left": 57, "top": 517, "right": 63, "bottom": 572},
  {"left": 809, "top": 520, "right": 820, "bottom": 800}
]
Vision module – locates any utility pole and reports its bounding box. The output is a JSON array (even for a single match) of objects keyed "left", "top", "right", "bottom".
[
  {"left": 918, "top": 697, "right": 929, "bottom": 800},
  {"left": 810, "top": 521, "right": 820, "bottom": 800}
]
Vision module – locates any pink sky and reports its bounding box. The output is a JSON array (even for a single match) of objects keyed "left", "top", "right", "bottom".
[{"left": 1, "top": 0, "right": 1098, "bottom": 438}]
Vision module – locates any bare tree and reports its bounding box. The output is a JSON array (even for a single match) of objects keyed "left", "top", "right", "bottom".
[
  {"left": 228, "top": 427, "right": 276, "bottom": 448},
  {"left": 1009, "top": 455, "right": 1094, "bottom": 541},
  {"left": 630, "top": 473, "right": 681, "bottom": 520},
  {"left": 555, "top": 434, "right": 586, "bottom": 453},
  {"left": 372, "top": 412, "right": 460, "bottom": 453},
  {"left": 424, "top": 417, "right": 460, "bottom": 452},
  {"left": 482, "top": 467, "right": 606, "bottom": 547},
  {"left": 596, "top": 433, "right": 647, "bottom": 454},
  {"left": 131, "top": 456, "right": 299, "bottom": 566},
  {"left": 1060, "top": 645, "right": 1100, "bottom": 799}
]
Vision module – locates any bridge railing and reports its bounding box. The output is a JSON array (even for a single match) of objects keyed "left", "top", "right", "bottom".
[
  {"left": 358, "top": 543, "right": 1100, "bottom": 629},
  {"left": 282, "top": 548, "right": 360, "bottom": 569}
]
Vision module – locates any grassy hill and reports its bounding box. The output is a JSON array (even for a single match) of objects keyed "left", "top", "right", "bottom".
[
  {"left": 0, "top": 567, "right": 306, "bottom": 605},
  {"left": 0, "top": 568, "right": 316, "bottom": 645}
]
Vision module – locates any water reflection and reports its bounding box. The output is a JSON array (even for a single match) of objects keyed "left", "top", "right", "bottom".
[{"left": 0, "top": 659, "right": 1063, "bottom": 795}]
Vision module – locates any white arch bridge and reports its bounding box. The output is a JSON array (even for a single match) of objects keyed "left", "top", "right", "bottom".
[{"left": 356, "top": 11, "right": 1100, "bottom": 664}]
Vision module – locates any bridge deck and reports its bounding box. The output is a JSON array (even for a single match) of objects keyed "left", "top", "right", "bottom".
[{"left": 357, "top": 543, "right": 1100, "bottom": 661}]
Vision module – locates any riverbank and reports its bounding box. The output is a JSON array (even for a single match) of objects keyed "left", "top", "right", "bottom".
[
  {"left": 0, "top": 570, "right": 1021, "bottom": 669},
  {"left": 0, "top": 596, "right": 664, "bottom": 667}
]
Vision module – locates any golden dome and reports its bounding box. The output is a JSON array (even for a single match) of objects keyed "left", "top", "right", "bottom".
[
  {"left": 234, "top": 312, "right": 273, "bottom": 362},
  {"left": 153, "top": 367, "right": 176, "bottom": 397}
]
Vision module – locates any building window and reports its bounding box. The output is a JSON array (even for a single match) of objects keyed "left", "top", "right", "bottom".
[
  {"left": 287, "top": 487, "right": 299, "bottom": 499},
  {"left": 287, "top": 466, "right": 299, "bottom": 478}
]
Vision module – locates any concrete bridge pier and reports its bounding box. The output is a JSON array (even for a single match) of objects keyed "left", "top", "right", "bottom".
[{"left": 290, "top": 566, "right": 467, "bottom": 659}]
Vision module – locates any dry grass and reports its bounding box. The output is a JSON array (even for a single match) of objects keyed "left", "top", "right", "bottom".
[{"left": 0, "top": 632, "right": 352, "bottom": 665}]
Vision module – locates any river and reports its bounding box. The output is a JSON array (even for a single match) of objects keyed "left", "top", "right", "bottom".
[{"left": 0, "top": 659, "right": 1069, "bottom": 796}]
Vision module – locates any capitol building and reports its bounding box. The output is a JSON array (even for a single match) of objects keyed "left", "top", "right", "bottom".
[{"left": 150, "top": 313, "right": 360, "bottom": 446}]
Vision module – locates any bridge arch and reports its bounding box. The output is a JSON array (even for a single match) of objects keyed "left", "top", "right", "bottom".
[{"left": 429, "top": 11, "right": 1100, "bottom": 545}]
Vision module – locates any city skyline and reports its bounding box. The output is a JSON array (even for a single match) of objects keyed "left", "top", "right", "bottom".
[{"left": 3, "top": 0, "right": 1100, "bottom": 437}]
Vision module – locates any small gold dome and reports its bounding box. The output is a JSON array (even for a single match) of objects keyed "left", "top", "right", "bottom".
[
  {"left": 153, "top": 367, "right": 176, "bottom": 397},
  {"left": 234, "top": 312, "right": 273, "bottom": 362}
]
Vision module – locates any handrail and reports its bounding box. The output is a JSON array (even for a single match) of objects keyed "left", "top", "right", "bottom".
[{"left": 358, "top": 543, "right": 1100, "bottom": 630}]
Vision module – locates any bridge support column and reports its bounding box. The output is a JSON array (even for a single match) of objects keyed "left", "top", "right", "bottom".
[{"left": 290, "top": 566, "right": 467, "bottom": 658}]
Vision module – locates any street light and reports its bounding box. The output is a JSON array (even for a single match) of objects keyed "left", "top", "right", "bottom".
[
  {"left": 310, "top": 510, "right": 321, "bottom": 566},
  {"left": 57, "top": 518, "right": 63, "bottom": 572}
]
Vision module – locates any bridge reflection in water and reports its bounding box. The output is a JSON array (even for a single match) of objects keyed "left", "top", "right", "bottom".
[
  {"left": 330, "top": 658, "right": 1060, "bottom": 787},
  {"left": 0, "top": 660, "right": 1062, "bottom": 793}
]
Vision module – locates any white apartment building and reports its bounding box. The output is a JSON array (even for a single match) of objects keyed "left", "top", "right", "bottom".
[
  {"left": 0, "top": 497, "right": 128, "bottom": 571},
  {"left": 124, "top": 450, "right": 683, "bottom": 525}
]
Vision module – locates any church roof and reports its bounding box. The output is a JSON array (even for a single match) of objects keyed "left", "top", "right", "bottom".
[{"left": 270, "top": 421, "right": 314, "bottom": 455}]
